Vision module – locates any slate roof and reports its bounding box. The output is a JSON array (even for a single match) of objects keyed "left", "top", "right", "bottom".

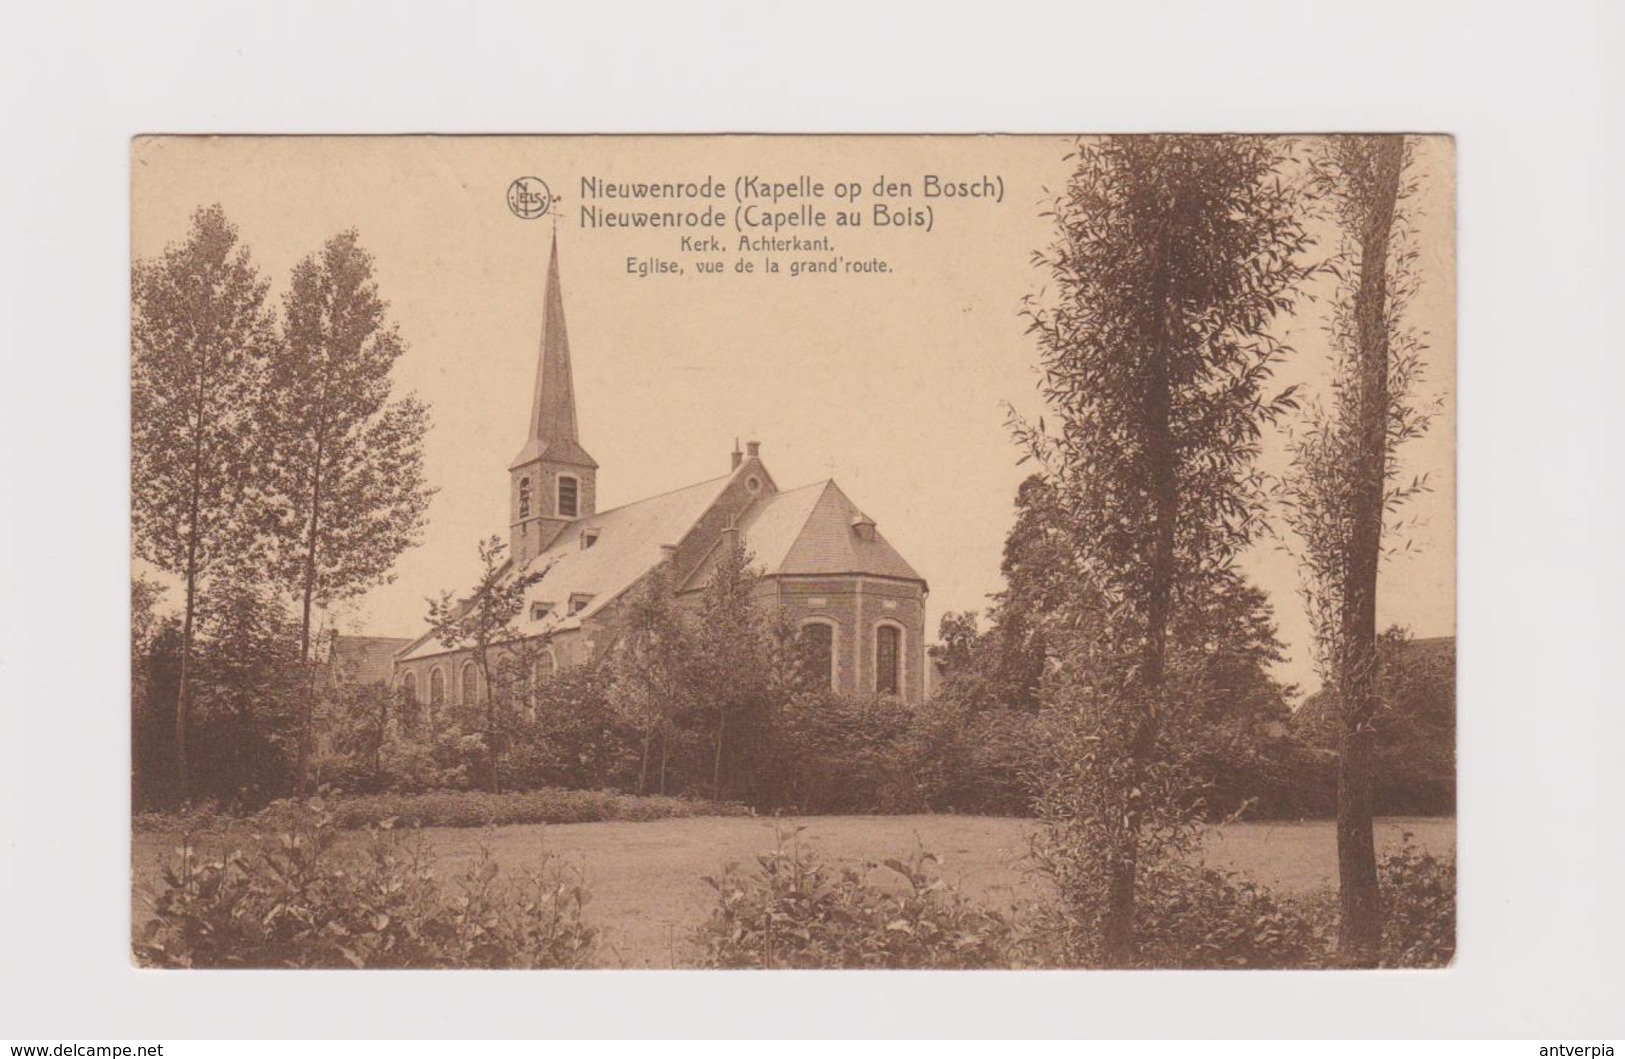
[
  {"left": 397, "top": 471, "right": 925, "bottom": 663},
  {"left": 738, "top": 479, "right": 926, "bottom": 586},
  {"left": 397, "top": 468, "right": 741, "bottom": 662}
]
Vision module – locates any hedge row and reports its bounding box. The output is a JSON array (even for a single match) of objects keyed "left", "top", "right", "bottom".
[{"left": 133, "top": 787, "right": 750, "bottom": 835}]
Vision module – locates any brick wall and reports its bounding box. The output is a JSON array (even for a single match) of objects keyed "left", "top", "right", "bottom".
[
  {"left": 773, "top": 575, "right": 927, "bottom": 701},
  {"left": 510, "top": 460, "right": 599, "bottom": 563}
]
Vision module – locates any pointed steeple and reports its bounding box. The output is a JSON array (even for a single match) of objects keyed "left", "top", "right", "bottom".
[
  {"left": 511, "top": 234, "right": 597, "bottom": 471},
  {"left": 508, "top": 236, "right": 598, "bottom": 564},
  {"left": 531, "top": 235, "right": 578, "bottom": 444}
]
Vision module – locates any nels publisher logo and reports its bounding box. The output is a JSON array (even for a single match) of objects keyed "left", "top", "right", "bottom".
[{"left": 506, "top": 177, "right": 553, "bottom": 220}]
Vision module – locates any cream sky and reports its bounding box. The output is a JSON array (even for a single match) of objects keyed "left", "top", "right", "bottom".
[{"left": 131, "top": 135, "right": 1455, "bottom": 697}]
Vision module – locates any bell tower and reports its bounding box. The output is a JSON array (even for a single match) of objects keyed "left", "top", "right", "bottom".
[{"left": 509, "top": 235, "right": 597, "bottom": 566}]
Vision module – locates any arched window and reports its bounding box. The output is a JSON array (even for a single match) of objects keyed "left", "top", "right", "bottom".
[
  {"left": 428, "top": 666, "right": 446, "bottom": 708},
  {"left": 557, "top": 475, "right": 579, "bottom": 518},
  {"left": 518, "top": 476, "right": 532, "bottom": 519},
  {"left": 875, "top": 623, "right": 902, "bottom": 696},
  {"left": 534, "top": 648, "right": 558, "bottom": 686},
  {"left": 461, "top": 661, "right": 481, "bottom": 705},
  {"left": 400, "top": 671, "right": 418, "bottom": 705},
  {"left": 797, "top": 620, "right": 836, "bottom": 691}
]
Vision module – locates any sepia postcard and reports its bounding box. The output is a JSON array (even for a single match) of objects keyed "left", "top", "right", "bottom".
[{"left": 129, "top": 134, "right": 1455, "bottom": 970}]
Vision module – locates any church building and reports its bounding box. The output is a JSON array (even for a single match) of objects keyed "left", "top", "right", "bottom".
[{"left": 390, "top": 239, "right": 929, "bottom": 707}]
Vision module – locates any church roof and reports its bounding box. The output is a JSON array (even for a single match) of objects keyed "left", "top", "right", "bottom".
[
  {"left": 737, "top": 479, "right": 926, "bottom": 586},
  {"left": 397, "top": 466, "right": 742, "bottom": 662}
]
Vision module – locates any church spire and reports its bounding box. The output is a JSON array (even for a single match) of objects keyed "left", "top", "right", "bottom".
[
  {"left": 511, "top": 234, "right": 597, "bottom": 471},
  {"left": 508, "top": 235, "right": 598, "bottom": 564},
  {"left": 530, "top": 233, "right": 580, "bottom": 445}
]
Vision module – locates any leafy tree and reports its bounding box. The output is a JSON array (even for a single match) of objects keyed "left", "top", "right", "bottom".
[
  {"left": 316, "top": 651, "right": 407, "bottom": 792},
  {"left": 259, "top": 229, "right": 434, "bottom": 793},
  {"left": 1014, "top": 136, "right": 1313, "bottom": 965},
  {"left": 1281, "top": 135, "right": 1430, "bottom": 964},
  {"left": 688, "top": 541, "right": 782, "bottom": 799},
  {"left": 131, "top": 576, "right": 173, "bottom": 809},
  {"left": 994, "top": 474, "right": 1075, "bottom": 655},
  {"left": 189, "top": 577, "right": 305, "bottom": 805},
  {"left": 132, "top": 205, "right": 278, "bottom": 800},
  {"left": 1290, "top": 627, "right": 1454, "bottom": 818},
  {"left": 131, "top": 575, "right": 166, "bottom": 659},
  {"left": 607, "top": 568, "right": 692, "bottom": 795},
  {"left": 930, "top": 474, "right": 1073, "bottom": 714},
  {"left": 424, "top": 536, "right": 548, "bottom": 792}
]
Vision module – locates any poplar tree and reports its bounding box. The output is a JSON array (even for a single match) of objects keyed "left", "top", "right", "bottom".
[
  {"left": 132, "top": 205, "right": 278, "bottom": 801},
  {"left": 1282, "top": 134, "right": 1430, "bottom": 965},
  {"left": 1016, "top": 136, "right": 1313, "bottom": 965},
  {"left": 260, "top": 230, "right": 433, "bottom": 793}
]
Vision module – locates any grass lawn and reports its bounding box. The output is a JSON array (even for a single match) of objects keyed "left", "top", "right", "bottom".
[{"left": 131, "top": 814, "right": 1454, "bottom": 968}]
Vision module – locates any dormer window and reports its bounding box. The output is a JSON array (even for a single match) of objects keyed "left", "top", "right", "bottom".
[
  {"left": 530, "top": 601, "right": 553, "bottom": 621},
  {"left": 852, "top": 514, "right": 877, "bottom": 542},
  {"left": 580, "top": 529, "right": 600, "bottom": 550},
  {"left": 568, "top": 592, "right": 594, "bottom": 616},
  {"left": 558, "top": 475, "right": 579, "bottom": 518},
  {"left": 518, "top": 476, "right": 532, "bottom": 519}
]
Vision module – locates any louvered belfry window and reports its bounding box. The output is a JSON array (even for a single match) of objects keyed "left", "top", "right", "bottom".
[
  {"left": 875, "top": 625, "right": 901, "bottom": 695},
  {"left": 558, "top": 476, "right": 579, "bottom": 518}
]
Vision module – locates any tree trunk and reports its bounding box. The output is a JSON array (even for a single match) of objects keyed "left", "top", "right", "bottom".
[
  {"left": 712, "top": 706, "right": 725, "bottom": 799},
  {"left": 175, "top": 354, "right": 209, "bottom": 806},
  {"left": 373, "top": 690, "right": 387, "bottom": 784},
  {"left": 175, "top": 560, "right": 196, "bottom": 804},
  {"left": 658, "top": 728, "right": 669, "bottom": 796},
  {"left": 294, "top": 433, "right": 326, "bottom": 797},
  {"left": 483, "top": 658, "right": 500, "bottom": 793},
  {"left": 1102, "top": 213, "right": 1178, "bottom": 969},
  {"left": 1336, "top": 135, "right": 1405, "bottom": 967}
]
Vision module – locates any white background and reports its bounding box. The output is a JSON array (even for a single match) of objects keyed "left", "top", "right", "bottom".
[{"left": 1, "top": 0, "right": 1620, "bottom": 1040}]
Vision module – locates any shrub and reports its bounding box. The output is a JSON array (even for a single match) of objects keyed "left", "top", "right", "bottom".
[
  {"left": 134, "top": 802, "right": 596, "bottom": 968},
  {"left": 1288, "top": 630, "right": 1456, "bottom": 819},
  {"left": 764, "top": 693, "right": 923, "bottom": 814},
  {"left": 1191, "top": 738, "right": 1339, "bottom": 822},
  {"left": 1379, "top": 837, "right": 1455, "bottom": 967},
  {"left": 758, "top": 692, "right": 1043, "bottom": 816},
  {"left": 1033, "top": 828, "right": 1454, "bottom": 968},
  {"left": 693, "top": 828, "right": 1040, "bottom": 969},
  {"left": 134, "top": 787, "right": 749, "bottom": 835},
  {"left": 1047, "top": 836, "right": 1453, "bottom": 969},
  {"left": 1130, "top": 860, "right": 1333, "bottom": 969},
  {"left": 504, "top": 667, "right": 644, "bottom": 792},
  {"left": 908, "top": 700, "right": 1043, "bottom": 816}
]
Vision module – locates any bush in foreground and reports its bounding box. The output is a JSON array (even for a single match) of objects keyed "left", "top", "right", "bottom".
[
  {"left": 133, "top": 786, "right": 749, "bottom": 835},
  {"left": 693, "top": 827, "right": 1044, "bottom": 969},
  {"left": 697, "top": 831, "right": 1454, "bottom": 970},
  {"left": 1128, "top": 860, "right": 1334, "bottom": 969},
  {"left": 1044, "top": 838, "right": 1455, "bottom": 969},
  {"left": 1378, "top": 837, "right": 1456, "bottom": 967},
  {"left": 135, "top": 802, "right": 596, "bottom": 968}
]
